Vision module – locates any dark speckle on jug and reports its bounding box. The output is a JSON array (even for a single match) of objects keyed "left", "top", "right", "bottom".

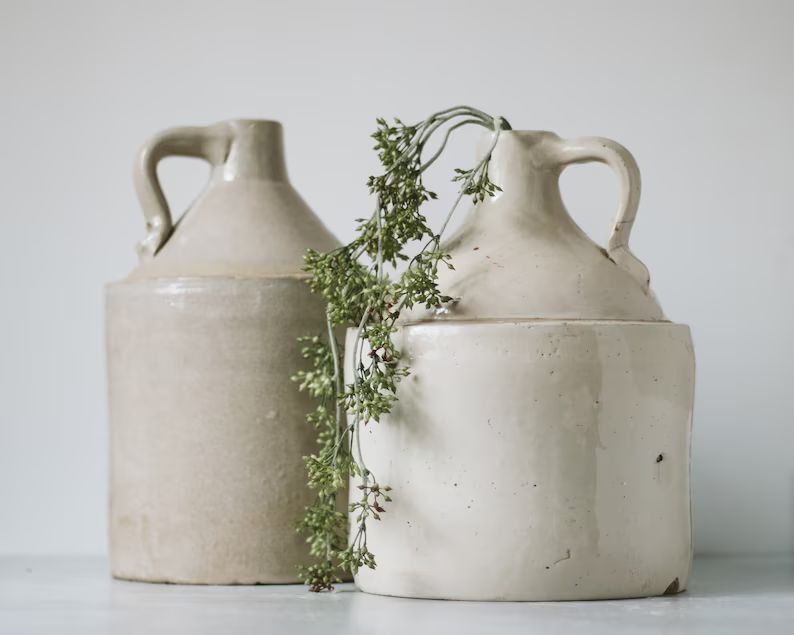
[{"left": 663, "top": 577, "right": 680, "bottom": 595}]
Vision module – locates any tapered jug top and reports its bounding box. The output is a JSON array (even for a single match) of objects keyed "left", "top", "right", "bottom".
[
  {"left": 127, "top": 119, "right": 338, "bottom": 280},
  {"left": 406, "top": 129, "right": 666, "bottom": 323}
]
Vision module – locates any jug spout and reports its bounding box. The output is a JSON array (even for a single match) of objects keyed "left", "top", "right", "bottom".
[
  {"left": 218, "top": 119, "right": 289, "bottom": 182},
  {"left": 128, "top": 118, "right": 338, "bottom": 279},
  {"left": 400, "top": 128, "right": 664, "bottom": 322}
]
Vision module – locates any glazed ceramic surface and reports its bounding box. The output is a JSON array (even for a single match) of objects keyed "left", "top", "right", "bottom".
[
  {"left": 106, "top": 120, "right": 338, "bottom": 584},
  {"left": 349, "top": 130, "right": 695, "bottom": 601},
  {"left": 348, "top": 322, "right": 694, "bottom": 601}
]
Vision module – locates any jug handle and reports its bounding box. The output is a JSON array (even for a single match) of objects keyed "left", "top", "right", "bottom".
[
  {"left": 133, "top": 124, "right": 231, "bottom": 259},
  {"left": 554, "top": 137, "right": 651, "bottom": 291}
]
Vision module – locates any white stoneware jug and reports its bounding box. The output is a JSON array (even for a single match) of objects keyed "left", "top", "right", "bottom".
[
  {"left": 349, "top": 131, "right": 695, "bottom": 601},
  {"left": 106, "top": 120, "right": 338, "bottom": 584}
]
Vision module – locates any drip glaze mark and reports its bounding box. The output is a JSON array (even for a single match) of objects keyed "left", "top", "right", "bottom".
[{"left": 550, "top": 549, "right": 572, "bottom": 567}]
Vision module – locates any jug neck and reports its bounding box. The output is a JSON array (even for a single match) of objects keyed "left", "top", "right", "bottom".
[
  {"left": 212, "top": 119, "right": 289, "bottom": 182},
  {"left": 482, "top": 130, "right": 566, "bottom": 213}
]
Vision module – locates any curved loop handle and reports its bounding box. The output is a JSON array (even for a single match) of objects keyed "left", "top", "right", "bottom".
[
  {"left": 554, "top": 136, "right": 650, "bottom": 290},
  {"left": 133, "top": 124, "right": 231, "bottom": 259}
]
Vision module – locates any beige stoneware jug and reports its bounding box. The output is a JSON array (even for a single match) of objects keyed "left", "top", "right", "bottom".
[
  {"left": 106, "top": 119, "right": 338, "bottom": 584},
  {"left": 348, "top": 130, "right": 695, "bottom": 601}
]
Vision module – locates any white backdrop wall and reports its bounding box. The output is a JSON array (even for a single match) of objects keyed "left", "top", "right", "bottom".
[{"left": 1, "top": 0, "right": 792, "bottom": 555}]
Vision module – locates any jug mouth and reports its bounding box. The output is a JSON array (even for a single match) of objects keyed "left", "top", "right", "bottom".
[
  {"left": 477, "top": 129, "right": 559, "bottom": 155},
  {"left": 219, "top": 118, "right": 283, "bottom": 130},
  {"left": 492, "top": 129, "right": 558, "bottom": 139}
]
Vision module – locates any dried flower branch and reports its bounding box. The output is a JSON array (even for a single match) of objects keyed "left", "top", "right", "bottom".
[{"left": 292, "top": 106, "right": 510, "bottom": 591}]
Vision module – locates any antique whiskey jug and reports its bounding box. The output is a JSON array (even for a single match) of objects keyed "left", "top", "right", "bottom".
[
  {"left": 350, "top": 131, "right": 695, "bottom": 600},
  {"left": 106, "top": 120, "right": 338, "bottom": 583}
]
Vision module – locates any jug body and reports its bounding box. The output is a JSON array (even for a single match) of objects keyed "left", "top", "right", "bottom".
[
  {"left": 106, "top": 120, "right": 338, "bottom": 584},
  {"left": 349, "top": 321, "right": 694, "bottom": 600},
  {"left": 350, "top": 130, "right": 695, "bottom": 600}
]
